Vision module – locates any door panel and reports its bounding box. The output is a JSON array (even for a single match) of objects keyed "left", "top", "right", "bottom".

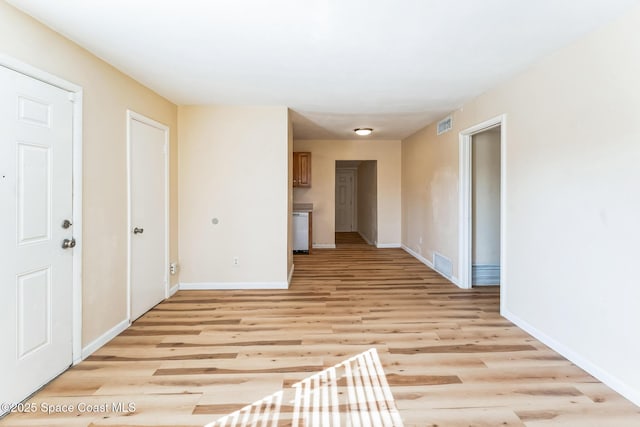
[
  {"left": 129, "top": 116, "right": 168, "bottom": 321},
  {"left": 0, "top": 65, "right": 73, "bottom": 408},
  {"left": 18, "top": 267, "right": 51, "bottom": 358},
  {"left": 18, "top": 143, "right": 51, "bottom": 243},
  {"left": 335, "top": 170, "right": 355, "bottom": 232}
]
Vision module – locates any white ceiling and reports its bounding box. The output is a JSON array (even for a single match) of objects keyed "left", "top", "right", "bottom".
[{"left": 8, "top": 0, "right": 639, "bottom": 139}]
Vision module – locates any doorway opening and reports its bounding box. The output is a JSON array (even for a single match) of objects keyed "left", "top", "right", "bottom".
[
  {"left": 335, "top": 160, "right": 377, "bottom": 247},
  {"left": 472, "top": 127, "right": 501, "bottom": 286},
  {"left": 459, "top": 115, "right": 507, "bottom": 310}
]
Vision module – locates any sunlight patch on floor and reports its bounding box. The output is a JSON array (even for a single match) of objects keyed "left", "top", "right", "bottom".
[{"left": 206, "top": 348, "right": 404, "bottom": 427}]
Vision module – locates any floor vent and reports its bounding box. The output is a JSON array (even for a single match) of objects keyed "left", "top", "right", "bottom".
[
  {"left": 472, "top": 264, "right": 501, "bottom": 285},
  {"left": 437, "top": 115, "right": 453, "bottom": 135},
  {"left": 433, "top": 252, "right": 453, "bottom": 278}
]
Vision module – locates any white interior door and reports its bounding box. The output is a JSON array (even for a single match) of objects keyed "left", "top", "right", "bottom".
[
  {"left": 0, "top": 66, "right": 74, "bottom": 408},
  {"left": 128, "top": 113, "right": 168, "bottom": 321},
  {"left": 335, "top": 169, "right": 355, "bottom": 232}
]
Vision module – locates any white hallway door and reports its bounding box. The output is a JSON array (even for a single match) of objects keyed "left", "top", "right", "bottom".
[
  {"left": 335, "top": 169, "right": 355, "bottom": 232},
  {"left": 0, "top": 66, "right": 74, "bottom": 406},
  {"left": 129, "top": 113, "right": 168, "bottom": 321}
]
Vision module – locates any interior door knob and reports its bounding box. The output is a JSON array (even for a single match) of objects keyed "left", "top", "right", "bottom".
[
  {"left": 61, "top": 238, "right": 76, "bottom": 249},
  {"left": 133, "top": 227, "right": 144, "bottom": 234}
]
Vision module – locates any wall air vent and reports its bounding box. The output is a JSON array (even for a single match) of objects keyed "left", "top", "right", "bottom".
[
  {"left": 437, "top": 115, "right": 453, "bottom": 135},
  {"left": 433, "top": 252, "right": 453, "bottom": 278}
]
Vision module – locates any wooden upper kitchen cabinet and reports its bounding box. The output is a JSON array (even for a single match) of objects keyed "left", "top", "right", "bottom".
[{"left": 293, "top": 152, "right": 311, "bottom": 187}]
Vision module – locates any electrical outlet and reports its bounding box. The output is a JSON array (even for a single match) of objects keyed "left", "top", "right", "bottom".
[
  {"left": 419, "top": 236, "right": 423, "bottom": 244},
  {"left": 169, "top": 263, "right": 177, "bottom": 275},
  {"left": 233, "top": 257, "right": 240, "bottom": 266}
]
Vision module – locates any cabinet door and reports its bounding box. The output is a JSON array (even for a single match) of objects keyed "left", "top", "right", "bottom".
[
  {"left": 293, "top": 152, "right": 311, "bottom": 187},
  {"left": 293, "top": 152, "right": 300, "bottom": 187},
  {"left": 297, "top": 152, "right": 311, "bottom": 187}
]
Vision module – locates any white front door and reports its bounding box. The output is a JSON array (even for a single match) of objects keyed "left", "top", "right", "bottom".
[
  {"left": 128, "top": 112, "right": 168, "bottom": 321},
  {"left": 0, "top": 66, "right": 74, "bottom": 408},
  {"left": 335, "top": 169, "right": 355, "bottom": 232}
]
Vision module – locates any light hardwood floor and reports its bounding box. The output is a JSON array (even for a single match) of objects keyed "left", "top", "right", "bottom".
[{"left": 2, "top": 233, "right": 639, "bottom": 426}]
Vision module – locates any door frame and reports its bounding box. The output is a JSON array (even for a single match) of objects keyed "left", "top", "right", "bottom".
[
  {"left": 458, "top": 114, "right": 507, "bottom": 311},
  {"left": 126, "top": 110, "right": 170, "bottom": 322},
  {"left": 0, "top": 54, "right": 84, "bottom": 364}
]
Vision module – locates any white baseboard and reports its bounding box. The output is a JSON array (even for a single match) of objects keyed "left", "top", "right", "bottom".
[
  {"left": 376, "top": 243, "right": 401, "bottom": 248},
  {"left": 402, "top": 245, "right": 461, "bottom": 287},
  {"left": 502, "top": 308, "right": 640, "bottom": 407},
  {"left": 81, "top": 318, "right": 129, "bottom": 360},
  {"left": 180, "top": 281, "right": 289, "bottom": 290},
  {"left": 313, "top": 243, "right": 336, "bottom": 249},
  {"left": 288, "top": 264, "right": 295, "bottom": 285},
  {"left": 169, "top": 283, "right": 179, "bottom": 296},
  {"left": 402, "top": 244, "right": 434, "bottom": 268}
]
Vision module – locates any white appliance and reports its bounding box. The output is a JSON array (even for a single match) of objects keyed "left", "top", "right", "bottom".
[{"left": 293, "top": 212, "right": 309, "bottom": 253}]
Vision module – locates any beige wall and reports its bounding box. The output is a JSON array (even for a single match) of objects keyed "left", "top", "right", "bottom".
[
  {"left": 357, "top": 161, "right": 378, "bottom": 244},
  {"left": 402, "top": 127, "right": 458, "bottom": 262},
  {"left": 293, "top": 139, "right": 401, "bottom": 247},
  {"left": 402, "top": 6, "right": 640, "bottom": 403},
  {"left": 0, "top": 2, "right": 179, "bottom": 346},
  {"left": 472, "top": 129, "right": 501, "bottom": 265},
  {"left": 178, "top": 105, "right": 289, "bottom": 286}
]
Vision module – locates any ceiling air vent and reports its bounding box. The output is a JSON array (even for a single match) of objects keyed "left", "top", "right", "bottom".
[{"left": 437, "top": 115, "right": 453, "bottom": 135}]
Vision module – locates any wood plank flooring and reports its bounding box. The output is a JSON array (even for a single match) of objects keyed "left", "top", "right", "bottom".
[{"left": 2, "top": 232, "right": 639, "bottom": 426}]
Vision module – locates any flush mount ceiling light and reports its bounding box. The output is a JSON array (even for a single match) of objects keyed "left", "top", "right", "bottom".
[{"left": 354, "top": 128, "right": 373, "bottom": 136}]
